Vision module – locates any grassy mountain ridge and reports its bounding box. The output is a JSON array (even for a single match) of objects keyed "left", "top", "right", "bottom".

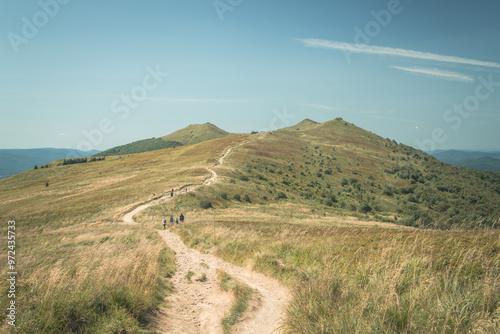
[
  {"left": 161, "top": 122, "right": 232, "bottom": 146},
  {"left": 1, "top": 118, "right": 499, "bottom": 332},
  {"left": 134, "top": 119, "right": 500, "bottom": 333},
  {"left": 284, "top": 118, "right": 319, "bottom": 131},
  {"left": 94, "top": 123, "right": 233, "bottom": 157},
  {"left": 0, "top": 134, "right": 251, "bottom": 333},
  {"left": 179, "top": 118, "right": 500, "bottom": 229}
]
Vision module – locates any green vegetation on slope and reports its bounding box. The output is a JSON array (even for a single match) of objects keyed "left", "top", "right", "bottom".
[
  {"left": 187, "top": 118, "right": 499, "bottom": 229},
  {"left": 132, "top": 118, "right": 500, "bottom": 333},
  {"left": 95, "top": 137, "right": 182, "bottom": 157},
  {"left": 2, "top": 117, "right": 500, "bottom": 333}
]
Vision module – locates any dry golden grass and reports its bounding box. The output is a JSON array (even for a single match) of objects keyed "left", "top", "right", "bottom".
[
  {"left": 0, "top": 134, "right": 251, "bottom": 333},
  {"left": 0, "top": 134, "right": 251, "bottom": 230},
  {"left": 139, "top": 201, "right": 500, "bottom": 333},
  {"left": 1, "top": 119, "right": 499, "bottom": 333},
  {"left": 0, "top": 222, "right": 175, "bottom": 333}
]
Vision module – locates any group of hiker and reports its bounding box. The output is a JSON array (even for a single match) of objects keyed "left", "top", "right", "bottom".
[{"left": 162, "top": 213, "right": 185, "bottom": 229}]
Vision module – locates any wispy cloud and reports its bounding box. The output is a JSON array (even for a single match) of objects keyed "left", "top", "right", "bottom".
[
  {"left": 149, "top": 97, "right": 250, "bottom": 103},
  {"left": 298, "top": 39, "right": 500, "bottom": 69},
  {"left": 298, "top": 103, "right": 348, "bottom": 111},
  {"left": 391, "top": 66, "right": 475, "bottom": 83},
  {"left": 58, "top": 132, "right": 67, "bottom": 136}
]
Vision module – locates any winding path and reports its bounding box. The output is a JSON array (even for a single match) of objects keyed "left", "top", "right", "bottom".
[{"left": 124, "top": 133, "right": 291, "bottom": 333}]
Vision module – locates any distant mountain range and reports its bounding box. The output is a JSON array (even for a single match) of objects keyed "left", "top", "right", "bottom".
[
  {"left": 429, "top": 150, "right": 500, "bottom": 172},
  {"left": 0, "top": 148, "right": 100, "bottom": 179}
]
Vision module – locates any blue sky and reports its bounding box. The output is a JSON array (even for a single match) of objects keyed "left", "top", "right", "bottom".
[{"left": 1, "top": 0, "right": 499, "bottom": 151}]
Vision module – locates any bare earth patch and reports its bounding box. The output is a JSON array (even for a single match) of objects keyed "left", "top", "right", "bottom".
[{"left": 154, "top": 228, "right": 290, "bottom": 334}]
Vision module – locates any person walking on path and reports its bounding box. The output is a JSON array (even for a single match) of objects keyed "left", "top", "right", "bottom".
[
  {"left": 169, "top": 215, "right": 174, "bottom": 227},
  {"left": 162, "top": 218, "right": 167, "bottom": 230},
  {"left": 179, "top": 213, "right": 185, "bottom": 223},
  {"left": 175, "top": 218, "right": 179, "bottom": 225}
]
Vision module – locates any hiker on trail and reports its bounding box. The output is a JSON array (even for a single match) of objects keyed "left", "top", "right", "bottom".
[
  {"left": 179, "top": 213, "right": 184, "bottom": 223},
  {"left": 175, "top": 218, "right": 179, "bottom": 225},
  {"left": 171, "top": 190, "right": 174, "bottom": 197},
  {"left": 170, "top": 215, "right": 174, "bottom": 226},
  {"left": 162, "top": 218, "right": 167, "bottom": 230}
]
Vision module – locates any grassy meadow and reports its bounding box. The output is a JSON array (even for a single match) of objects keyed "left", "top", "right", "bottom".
[
  {"left": 1, "top": 118, "right": 499, "bottom": 333},
  {"left": 0, "top": 134, "right": 251, "bottom": 333},
  {"left": 0, "top": 134, "right": 251, "bottom": 230},
  {"left": 133, "top": 120, "right": 500, "bottom": 333},
  {"left": 137, "top": 204, "right": 500, "bottom": 333},
  {"left": 1, "top": 223, "right": 174, "bottom": 333}
]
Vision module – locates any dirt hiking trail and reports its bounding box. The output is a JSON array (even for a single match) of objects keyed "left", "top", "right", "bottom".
[{"left": 124, "top": 133, "right": 291, "bottom": 333}]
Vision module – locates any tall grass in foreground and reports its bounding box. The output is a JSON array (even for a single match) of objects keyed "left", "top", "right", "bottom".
[
  {"left": 286, "top": 238, "right": 500, "bottom": 333},
  {"left": 168, "top": 208, "right": 500, "bottom": 334},
  {"left": 218, "top": 270, "right": 254, "bottom": 334},
  {"left": 0, "top": 223, "right": 175, "bottom": 334}
]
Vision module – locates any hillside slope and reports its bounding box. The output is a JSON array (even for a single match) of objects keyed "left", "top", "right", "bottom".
[
  {"left": 161, "top": 123, "right": 232, "bottom": 146},
  {"left": 1, "top": 119, "right": 499, "bottom": 333},
  {"left": 95, "top": 123, "right": 233, "bottom": 157},
  {"left": 0, "top": 135, "right": 251, "bottom": 229},
  {"left": 284, "top": 118, "right": 319, "bottom": 131},
  {"left": 95, "top": 137, "right": 182, "bottom": 157},
  {"left": 191, "top": 118, "right": 500, "bottom": 229}
]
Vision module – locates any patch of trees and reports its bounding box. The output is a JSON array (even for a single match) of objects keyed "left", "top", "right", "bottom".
[
  {"left": 62, "top": 157, "right": 88, "bottom": 165},
  {"left": 95, "top": 138, "right": 182, "bottom": 157},
  {"left": 62, "top": 156, "right": 105, "bottom": 165}
]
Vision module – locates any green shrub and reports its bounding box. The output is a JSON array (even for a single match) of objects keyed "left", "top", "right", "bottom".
[
  {"left": 275, "top": 192, "right": 287, "bottom": 200},
  {"left": 199, "top": 199, "right": 213, "bottom": 209},
  {"left": 233, "top": 194, "right": 241, "bottom": 201},
  {"left": 360, "top": 203, "right": 372, "bottom": 214}
]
